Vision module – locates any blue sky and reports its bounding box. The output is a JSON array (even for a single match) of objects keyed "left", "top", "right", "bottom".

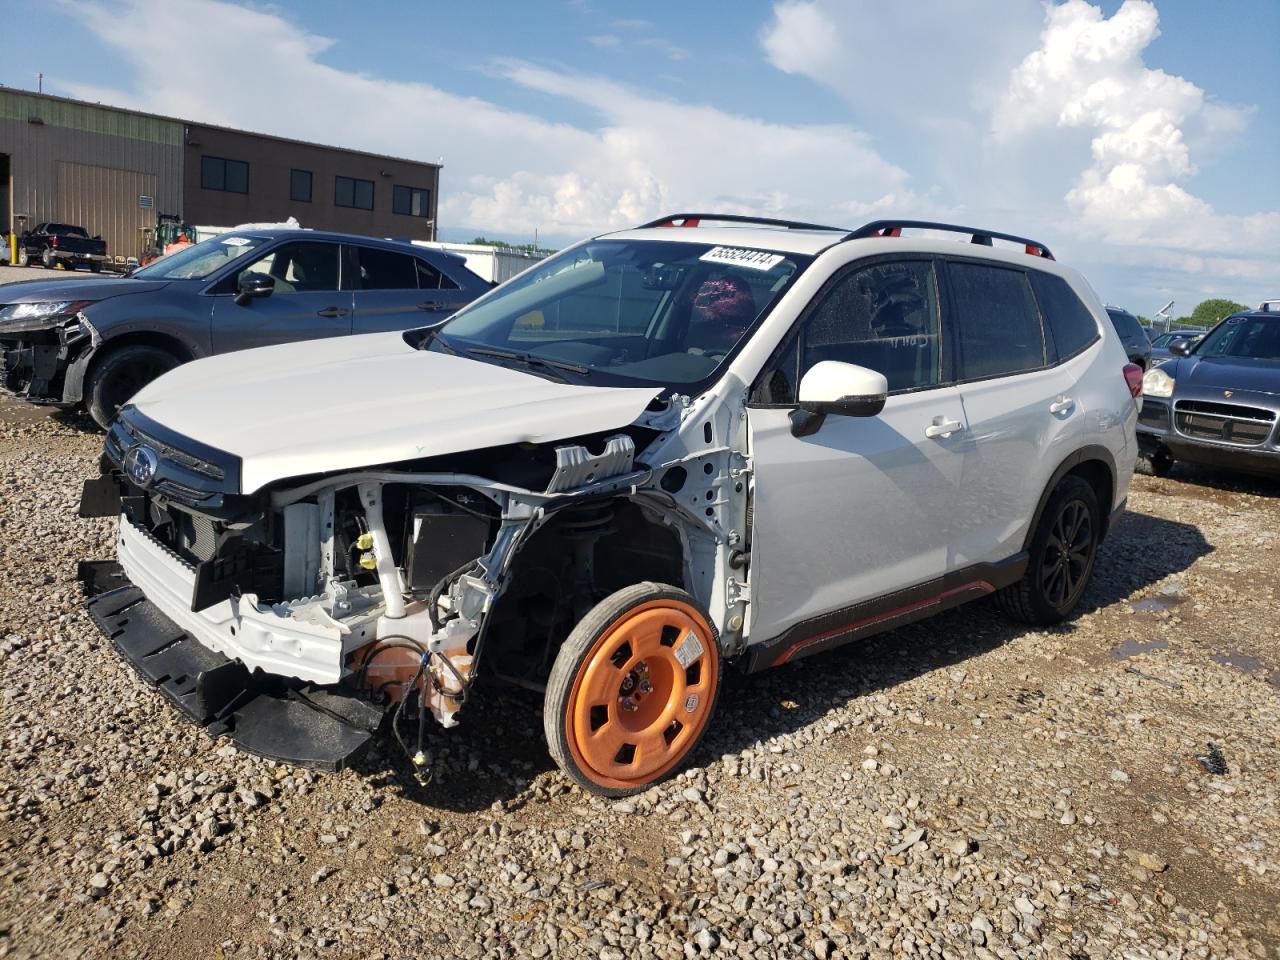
[{"left": 5, "top": 0, "right": 1277, "bottom": 317}]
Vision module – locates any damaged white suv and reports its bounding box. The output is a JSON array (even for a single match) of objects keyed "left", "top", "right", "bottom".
[{"left": 80, "top": 214, "right": 1140, "bottom": 795}]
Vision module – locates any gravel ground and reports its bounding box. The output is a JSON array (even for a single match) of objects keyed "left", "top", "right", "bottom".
[{"left": 0, "top": 394, "right": 1277, "bottom": 960}]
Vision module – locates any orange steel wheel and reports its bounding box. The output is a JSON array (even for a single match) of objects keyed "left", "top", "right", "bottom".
[{"left": 544, "top": 583, "right": 722, "bottom": 796}]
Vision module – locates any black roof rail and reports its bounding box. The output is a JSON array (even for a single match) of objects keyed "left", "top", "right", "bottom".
[
  {"left": 846, "top": 220, "right": 1055, "bottom": 260},
  {"left": 638, "top": 212, "right": 848, "bottom": 232}
]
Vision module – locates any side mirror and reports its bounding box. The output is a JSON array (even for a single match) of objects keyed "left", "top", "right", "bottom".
[
  {"left": 790, "top": 361, "right": 889, "bottom": 437},
  {"left": 235, "top": 274, "right": 275, "bottom": 306},
  {"left": 1168, "top": 338, "right": 1192, "bottom": 357}
]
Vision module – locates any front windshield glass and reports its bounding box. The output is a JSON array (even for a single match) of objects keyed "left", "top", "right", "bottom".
[
  {"left": 131, "top": 234, "right": 268, "bottom": 281},
  {"left": 437, "top": 239, "right": 811, "bottom": 387},
  {"left": 1195, "top": 315, "right": 1280, "bottom": 361}
]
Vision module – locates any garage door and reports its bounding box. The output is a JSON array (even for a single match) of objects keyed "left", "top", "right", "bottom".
[{"left": 56, "top": 161, "right": 158, "bottom": 264}]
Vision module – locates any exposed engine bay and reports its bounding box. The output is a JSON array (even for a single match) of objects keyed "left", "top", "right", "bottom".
[{"left": 83, "top": 392, "right": 751, "bottom": 774}]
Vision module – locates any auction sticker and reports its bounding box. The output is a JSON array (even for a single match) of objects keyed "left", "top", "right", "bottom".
[
  {"left": 673, "top": 630, "right": 705, "bottom": 668},
  {"left": 699, "top": 246, "right": 784, "bottom": 271},
  {"left": 221, "top": 236, "right": 251, "bottom": 246}
]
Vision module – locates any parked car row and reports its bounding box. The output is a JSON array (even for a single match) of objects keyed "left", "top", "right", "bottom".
[{"left": 60, "top": 213, "right": 1146, "bottom": 796}]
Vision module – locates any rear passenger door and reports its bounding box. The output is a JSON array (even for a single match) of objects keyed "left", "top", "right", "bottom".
[
  {"left": 943, "top": 259, "right": 1086, "bottom": 567},
  {"left": 351, "top": 246, "right": 468, "bottom": 334}
]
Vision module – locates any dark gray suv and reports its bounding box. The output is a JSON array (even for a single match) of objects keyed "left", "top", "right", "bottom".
[{"left": 0, "top": 229, "right": 490, "bottom": 426}]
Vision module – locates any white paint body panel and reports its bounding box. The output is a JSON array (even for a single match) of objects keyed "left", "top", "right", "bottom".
[
  {"left": 747, "top": 387, "right": 968, "bottom": 641},
  {"left": 129, "top": 332, "right": 661, "bottom": 493}
]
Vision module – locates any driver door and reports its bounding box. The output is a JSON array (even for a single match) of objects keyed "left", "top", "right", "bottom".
[
  {"left": 746, "top": 257, "right": 967, "bottom": 647},
  {"left": 210, "top": 240, "right": 353, "bottom": 353}
]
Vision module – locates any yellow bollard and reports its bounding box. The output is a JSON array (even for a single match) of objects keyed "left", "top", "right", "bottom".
[{"left": 8, "top": 233, "right": 15, "bottom": 266}]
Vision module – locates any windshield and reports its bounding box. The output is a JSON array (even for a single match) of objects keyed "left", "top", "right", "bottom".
[
  {"left": 131, "top": 234, "right": 268, "bottom": 281},
  {"left": 436, "top": 239, "right": 811, "bottom": 387},
  {"left": 1196, "top": 315, "right": 1280, "bottom": 361}
]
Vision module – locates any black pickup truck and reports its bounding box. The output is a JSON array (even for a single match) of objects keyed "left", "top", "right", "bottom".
[{"left": 16, "top": 223, "right": 109, "bottom": 272}]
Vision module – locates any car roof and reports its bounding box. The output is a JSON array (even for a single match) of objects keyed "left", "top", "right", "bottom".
[
  {"left": 1227, "top": 311, "right": 1278, "bottom": 320},
  {"left": 597, "top": 215, "right": 1067, "bottom": 270},
  {"left": 231, "top": 228, "right": 458, "bottom": 260}
]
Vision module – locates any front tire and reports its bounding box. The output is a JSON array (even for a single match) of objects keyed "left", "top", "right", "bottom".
[
  {"left": 997, "top": 474, "right": 1100, "bottom": 625},
  {"left": 16, "top": 248, "right": 30, "bottom": 268},
  {"left": 544, "top": 583, "right": 722, "bottom": 797},
  {"left": 84, "top": 345, "right": 181, "bottom": 429}
]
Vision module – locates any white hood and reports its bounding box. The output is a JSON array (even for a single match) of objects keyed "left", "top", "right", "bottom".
[{"left": 130, "top": 332, "right": 661, "bottom": 493}]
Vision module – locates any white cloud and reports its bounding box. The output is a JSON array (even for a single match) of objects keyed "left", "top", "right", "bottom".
[
  {"left": 994, "top": 0, "right": 1271, "bottom": 254},
  {"left": 59, "top": 0, "right": 915, "bottom": 242}
]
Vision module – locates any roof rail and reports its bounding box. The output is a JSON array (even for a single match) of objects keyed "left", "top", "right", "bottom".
[
  {"left": 846, "top": 220, "right": 1055, "bottom": 260},
  {"left": 639, "top": 212, "right": 848, "bottom": 232}
]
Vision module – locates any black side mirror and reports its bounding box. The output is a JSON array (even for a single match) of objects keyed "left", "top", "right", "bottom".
[
  {"left": 1168, "top": 338, "right": 1192, "bottom": 357},
  {"left": 235, "top": 274, "right": 275, "bottom": 306}
]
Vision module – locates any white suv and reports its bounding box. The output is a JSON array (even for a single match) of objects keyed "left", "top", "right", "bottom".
[{"left": 81, "top": 214, "right": 1141, "bottom": 795}]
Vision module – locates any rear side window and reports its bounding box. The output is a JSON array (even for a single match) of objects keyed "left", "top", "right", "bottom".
[
  {"left": 356, "top": 247, "right": 418, "bottom": 290},
  {"left": 1105, "top": 307, "right": 1145, "bottom": 343},
  {"left": 1030, "top": 272, "right": 1099, "bottom": 361},
  {"left": 416, "top": 258, "right": 460, "bottom": 291},
  {"left": 948, "top": 262, "right": 1045, "bottom": 380}
]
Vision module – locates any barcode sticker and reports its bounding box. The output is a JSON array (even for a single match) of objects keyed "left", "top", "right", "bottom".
[
  {"left": 699, "top": 246, "right": 785, "bottom": 271},
  {"left": 674, "top": 631, "right": 705, "bottom": 668}
]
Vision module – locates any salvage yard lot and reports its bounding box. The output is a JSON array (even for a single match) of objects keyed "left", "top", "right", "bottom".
[{"left": 0, "top": 396, "right": 1277, "bottom": 959}]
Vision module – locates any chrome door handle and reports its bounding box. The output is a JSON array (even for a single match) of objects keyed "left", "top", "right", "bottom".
[
  {"left": 316, "top": 307, "right": 350, "bottom": 318},
  {"left": 417, "top": 301, "right": 467, "bottom": 311},
  {"left": 925, "top": 417, "right": 963, "bottom": 439},
  {"left": 1049, "top": 396, "right": 1075, "bottom": 415}
]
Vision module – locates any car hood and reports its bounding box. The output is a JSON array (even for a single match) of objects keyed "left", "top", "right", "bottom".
[
  {"left": 130, "top": 332, "right": 662, "bottom": 493},
  {"left": 1170, "top": 355, "right": 1280, "bottom": 396},
  {"left": 0, "top": 277, "right": 168, "bottom": 305}
]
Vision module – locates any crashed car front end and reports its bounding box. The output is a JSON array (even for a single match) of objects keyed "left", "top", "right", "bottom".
[
  {"left": 81, "top": 394, "right": 746, "bottom": 773},
  {"left": 0, "top": 300, "right": 98, "bottom": 405}
]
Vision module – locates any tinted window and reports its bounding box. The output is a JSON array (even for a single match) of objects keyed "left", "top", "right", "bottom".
[
  {"left": 1030, "top": 271, "right": 1099, "bottom": 361},
  {"left": 356, "top": 247, "right": 418, "bottom": 290},
  {"left": 201, "top": 156, "right": 248, "bottom": 193},
  {"left": 234, "top": 242, "right": 340, "bottom": 294},
  {"left": 335, "top": 176, "right": 374, "bottom": 210},
  {"left": 290, "top": 169, "right": 313, "bottom": 203},
  {"left": 416, "top": 258, "right": 459, "bottom": 291},
  {"left": 949, "top": 262, "right": 1044, "bottom": 380},
  {"left": 1105, "top": 307, "right": 1145, "bottom": 343},
  {"left": 1197, "top": 315, "right": 1280, "bottom": 360},
  {"left": 393, "top": 185, "right": 431, "bottom": 217},
  {"left": 757, "top": 259, "right": 941, "bottom": 402}
]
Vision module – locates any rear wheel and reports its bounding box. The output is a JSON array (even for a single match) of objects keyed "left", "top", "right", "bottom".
[
  {"left": 41, "top": 249, "right": 54, "bottom": 269},
  {"left": 84, "top": 345, "right": 181, "bottom": 429},
  {"left": 89, "top": 261, "right": 102, "bottom": 274},
  {"left": 997, "top": 474, "right": 1100, "bottom": 625},
  {"left": 545, "top": 583, "right": 721, "bottom": 797}
]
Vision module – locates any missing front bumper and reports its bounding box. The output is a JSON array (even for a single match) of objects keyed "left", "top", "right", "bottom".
[{"left": 81, "top": 561, "right": 383, "bottom": 771}]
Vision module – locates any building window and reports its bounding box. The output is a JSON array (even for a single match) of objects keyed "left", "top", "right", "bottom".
[
  {"left": 393, "top": 185, "right": 431, "bottom": 218},
  {"left": 201, "top": 156, "right": 249, "bottom": 194},
  {"left": 335, "top": 176, "right": 374, "bottom": 210},
  {"left": 290, "top": 169, "right": 313, "bottom": 203}
]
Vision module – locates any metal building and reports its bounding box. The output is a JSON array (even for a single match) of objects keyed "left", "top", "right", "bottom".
[{"left": 1, "top": 88, "right": 441, "bottom": 265}]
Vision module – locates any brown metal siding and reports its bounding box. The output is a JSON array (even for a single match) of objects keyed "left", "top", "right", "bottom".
[
  {"left": 181, "top": 125, "right": 439, "bottom": 240},
  {"left": 1, "top": 91, "right": 183, "bottom": 261}
]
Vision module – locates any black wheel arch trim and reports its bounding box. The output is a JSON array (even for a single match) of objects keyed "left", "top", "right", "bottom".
[{"left": 1023, "top": 445, "right": 1118, "bottom": 550}]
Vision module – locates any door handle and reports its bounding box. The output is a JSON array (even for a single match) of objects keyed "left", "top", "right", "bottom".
[
  {"left": 1049, "top": 396, "right": 1075, "bottom": 415},
  {"left": 416, "top": 301, "right": 467, "bottom": 312},
  {"left": 925, "top": 417, "right": 963, "bottom": 439},
  {"left": 316, "top": 307, "right": 350, "bottom": 318}
]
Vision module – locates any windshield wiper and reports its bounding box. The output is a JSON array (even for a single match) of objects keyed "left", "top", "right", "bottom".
[{"left": 462, "top": 345, "right": 590, "bottom": 380}]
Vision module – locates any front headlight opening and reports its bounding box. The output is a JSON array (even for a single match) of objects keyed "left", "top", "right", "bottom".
[
  {"left": 0, "top": 299, "right": 95, "bottom": 325},
  {"left": 1143, "top": 367, "right": 1175, "bottom": 398}
]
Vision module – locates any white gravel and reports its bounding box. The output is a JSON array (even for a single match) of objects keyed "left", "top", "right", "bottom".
[{"left": 0, "top": 401, "right": 1277, "bottom": 959}]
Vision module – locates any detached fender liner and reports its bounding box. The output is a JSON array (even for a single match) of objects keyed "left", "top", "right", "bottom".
[{"left": 82, "top": 562, "right": 382, "bottom": 771}]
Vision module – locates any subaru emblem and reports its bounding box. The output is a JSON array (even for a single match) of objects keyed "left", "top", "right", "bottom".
[{"left": 124, "top": 446, "right": 159, "bottom": 487}]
